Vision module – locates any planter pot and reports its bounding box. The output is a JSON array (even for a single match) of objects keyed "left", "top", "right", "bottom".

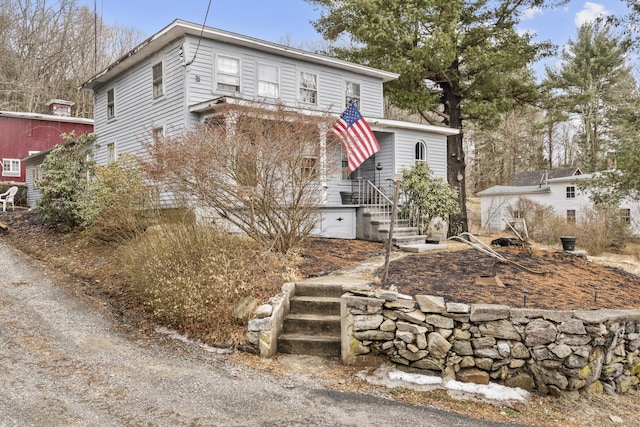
[{"left": 560, "top": 236, "right": 577, "bottom": 251}]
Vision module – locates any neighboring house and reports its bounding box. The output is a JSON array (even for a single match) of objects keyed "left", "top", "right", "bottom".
[
  {"left": 1, "top": 100, "right": 93, "bottom": 186},
  {"left": 477, "top": 168, "right": 640, "bottom": 235},
  {"left": 81, "top": 19, "right": 457, "bottom": 240}
]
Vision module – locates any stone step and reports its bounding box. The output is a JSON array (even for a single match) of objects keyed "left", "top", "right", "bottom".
[
  {"left": 282, "top": 313, "right": 341, "bottom": 335},
  {"left": 392, "top": 234, "right": 428, "bottom": 246},
  {"left": 278, "top": 333, "right": 341, "bottom": 357},
  {"left": 294, "top": 281, "right": 345, "bottom": 298},
  {"left": 289, "top": 296, "right": 341, "bottom": 315},
  {"left": 378, "top": 226, "right": 420, "bottom": 236}
]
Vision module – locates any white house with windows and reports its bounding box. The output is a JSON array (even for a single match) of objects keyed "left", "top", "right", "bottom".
[
  {"left": 477, "top": 168, "right": 640, "bottom": 236},
  {"left": 81, "top": 19, "right": 457, "bottom": 240}
]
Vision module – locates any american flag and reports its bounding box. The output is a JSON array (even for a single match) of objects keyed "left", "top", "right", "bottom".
[{"left": 331, "top": 102, "right": 380, "bottom": 172}]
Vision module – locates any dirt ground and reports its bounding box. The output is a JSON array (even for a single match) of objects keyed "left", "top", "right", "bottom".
[{"left": 297, "top": 236, "right": 640, "bottom": 311}]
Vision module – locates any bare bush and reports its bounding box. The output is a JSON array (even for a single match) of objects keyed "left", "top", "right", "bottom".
[
  {"left": 504, "top": 196, "right": 556, "bottom": 241},
  {"left": 144, "top": 103, "right": 337, "bottom": 253},
  {"left": 119, "top": 222, "right": 289, "bottom": 345},
  {"left": 576, "top": 205, "right": 631, "bottom": 255}
]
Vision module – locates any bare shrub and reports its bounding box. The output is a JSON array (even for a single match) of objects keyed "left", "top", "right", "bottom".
[
  {"left": 143, "top": 103, "right": 337, "bottom": 253},
  {"left": 504, "top": 196, "right": 556, "bottom": 241},
  {"left": 119, "top": 222, "right": 289, "bottom": 345},
  {"left": 576, "top": 205, "right": 631, "bottom": 255}
]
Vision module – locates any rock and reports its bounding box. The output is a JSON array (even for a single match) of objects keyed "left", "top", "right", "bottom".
[
  {"left": 446, "top": 302, "right": 470, "bottom": 313},
  {"left": 396, "top": 330, "right": 416, "bottom": 344},
  {"left": 416, "top": 333, "right": 427, "bottom": 349},
  {"left": 584, "top": 380, "right": 604, "bottom": 395},
  {"left": 478, "top": 319, "right": 522, "bottom": 340},
  {"left": 424, "top": 314, "right": 454, "bottom": 329},
  {"left": 354, "top": 330, "right": 395, "bottom": 341},
  {"left": 497, "top": 340, "right": 511, "bottom": 358},
  {"left": 374, "top": 288, "right": 398, "bottom": 301},
  {"left": 456, "top": 368, "right": 490, "bottom": 385},
  {"left": 254, "top": 304, "right": 273, "bottom": 319},
  {"left": 412, "top": 358, "right": 443, "bottom": 371},
  {"left": 453, "top": 328, "right": 471, "bottom": 340},
  {"left": 435, "top": 328, "right": 453, "bottom": 339},
  {"left": 550, "top": 343, "right": 573, "bottom": 359},
  {"left": 472, "top": 336, "right": 496, "bottom": 349},
  {"left": 510, "top": 359, "right": 526, "bottom": 368},
  {"left": 398, "top": 349, "right": 429, "bottom": 362},
  {"left": 529, "top": 364, "right": 569, "bottom": 390},
  {"left": 233, "top": 296, "right": 260, "bottom": 321},
  {"left": 505, "top": 372, "right": 535, "bottom": 391},
  {"left": 354, "top": 314, "right": 384, "bottom": 331},
  {"left": 525, "top": 319, "right": 557, "bottom": 347},
  {"left": 427, "top": 332, "right": 451, "bottom": 358},
  {"left": 385, "top": 298, "right": 416, "bottom": 310},
  {"left": 557, "top": 333, "right": 591, "bottom": 346},
  {"left": 531, "top": 347, "right": 553, "bottom": 361},
  {"left": 558, "top": 319, "right": 586, "bottom": 335},
  {"left": 460, "top": 356, "right": 475, "bottom": 368},
  {"left": 564, "top": 354, "right": 587, "bottom": 369},
  {"left": 609, "top": 415, "right": 624, "bottom": 424},
  {"left": 453, "top": 340, "right": 473, "bottom": 356},
  {"left": 474, "top": 348, "right": 502, "bottom": 359},
  {"left": 475, "top": 357, "right": 493, "bottom": 370},
  {"left": 380, "top": 319, "right": 396, "bottom": 332},
  {"left": 247, "top": 317, "right": 272, "bottom": 332},
  {"left": 469, "top": 304, "right": 510, "bottom": 322},
  {"left": 396, "top": 321, "right": 428, "bottom": 335},
  {"left": 511, "top": 342, "right": 531, "bottom": 359},
  {"left": 415, "top": 295, "right": 445, "bottom": 313}
]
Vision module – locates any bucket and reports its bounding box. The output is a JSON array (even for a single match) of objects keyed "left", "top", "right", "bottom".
[{"left": 560, "top": 236, "right": 576, "bottom": 251}]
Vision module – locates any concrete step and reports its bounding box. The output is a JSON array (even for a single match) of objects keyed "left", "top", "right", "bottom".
[
  {"left": 378, "top": 226, "right": 420, "bottom": 236},
  {"left": 282, "top": 313, "right": 341, "bottom": 335},
  {"left": 391, "top": 234, "right": 428, "bottom": 246},
  {"left": 294, "top": 281, "right": 345, "bottom": 298},
  {"left": 278, "top": 333, "right": 341, "bottom": 357},
  {"left": 290, "top": 296, "right": 341, "bottom": 315},
  {"left": 398, "top": 243, "right": 449, "bottom": 253}
]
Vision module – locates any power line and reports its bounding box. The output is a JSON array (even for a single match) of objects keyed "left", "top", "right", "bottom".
[{"left": 186, "top": 0, "right": 213, "bottom": 66}]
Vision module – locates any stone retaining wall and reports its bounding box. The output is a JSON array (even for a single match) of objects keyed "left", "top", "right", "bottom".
[{"left": 342, "top": 287, "right": 640, "bottom": 397}]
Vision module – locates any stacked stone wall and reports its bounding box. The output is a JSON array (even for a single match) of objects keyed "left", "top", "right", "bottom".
[{"left": 342, "top": 289, "right": 640, "bottom": 396}]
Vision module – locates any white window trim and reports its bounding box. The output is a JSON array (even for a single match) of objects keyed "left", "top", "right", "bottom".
[
  {"left": 415, "top": 140, "right": 427, "bottom": 164},
  {"left": 2, "top": 158, "right": 20, "bottom": 177},
  {"left": 152, "top": 61, "right": 164, "bottom": 99},
  {"left": 214, "top": 54, "right": 241, "bottom": 94},
  {"left": 298, "top": 69, "right": 318, "bottom": 105},
  {"left": 107, "top": 88, "right": 116, "bottom": 119},
  {"left": 257, "top": 62, "right": 280, "bottom": 99},
  {"left": 106, "top": 142, "right": 117, "bottom": 164}
]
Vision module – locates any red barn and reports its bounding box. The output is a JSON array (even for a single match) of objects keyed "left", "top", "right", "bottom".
[{"left": 0, "top": 100, "right": 93, "bottom": 183}]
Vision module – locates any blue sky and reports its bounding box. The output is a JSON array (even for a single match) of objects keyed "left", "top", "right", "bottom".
[{"left": 82, "top": 1, "right": 633, "bottom": 76}]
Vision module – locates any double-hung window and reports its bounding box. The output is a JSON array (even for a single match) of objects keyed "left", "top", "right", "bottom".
[
  {"left": 345, "top": 81, "right": 360, "bottom": 108},
  {"left": 216, "top": 55, "right": 240, "bottom": 93},
  {"left": 2, "top": 159, "right": 20, "bottom": 177},
  {"left": 257, "top": 63, "right": 279, "bottom": 98},
  {"left": 152, "top": 62, "right": 164, "bottom": 98},
  {"left": 107, "top": 88, "right": 115, "bottom": 119},
  {"left": 299, "top": 71, "right": 317, "bottom": 104},
  {"left": 106, "top": 143, "right": 116, "bottom": 164}
]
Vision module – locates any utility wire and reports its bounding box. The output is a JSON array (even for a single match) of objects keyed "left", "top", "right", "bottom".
[{"left": 186, "top": 0, "right": 213, "bottom": 66}]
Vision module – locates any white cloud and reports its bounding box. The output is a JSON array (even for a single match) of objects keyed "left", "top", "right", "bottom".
[
  {"left": 522, "top": 6, "right": 543, "bottom": 20},
  {"left": 575, "top": 2, "right": 610, "bottom": 26}
]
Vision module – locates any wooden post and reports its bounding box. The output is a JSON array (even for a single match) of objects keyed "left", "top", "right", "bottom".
[{"left": 382, "top": 179, "right": 401, "bottom": 288}]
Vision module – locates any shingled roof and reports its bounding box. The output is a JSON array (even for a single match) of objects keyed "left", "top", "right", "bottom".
[{"left": 507, "top": 168, "right": 582, "bottom": 186}]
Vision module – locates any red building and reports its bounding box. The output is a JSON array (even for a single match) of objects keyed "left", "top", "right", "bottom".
[{"left": 0, "top": 100, "right": 93, "bottom": 183}]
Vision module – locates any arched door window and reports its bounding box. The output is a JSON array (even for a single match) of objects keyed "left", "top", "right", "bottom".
[{"left": 415, "top": 140, "right": 427, "bottom": 164}]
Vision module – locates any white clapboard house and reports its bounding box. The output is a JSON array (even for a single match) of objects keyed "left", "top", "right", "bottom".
[{"left": 80, "top": 19, "right": 458, "bottom": 243}]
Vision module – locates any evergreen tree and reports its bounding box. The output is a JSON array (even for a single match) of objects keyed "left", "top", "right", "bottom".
[
  {"left": 544, "top": 22, "right": 632, "bottom": 172},
  {"left": 306, "top": 0, "right": 563, "bottom": 235}
]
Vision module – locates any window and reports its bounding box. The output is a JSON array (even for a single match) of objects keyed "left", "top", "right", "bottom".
[
  {"left": 107, "top": 88, "right": 115, "bottom": 119},
  {"left": 621, "top": 208, "right": 631, "bottom": 224},
  {"left": 415, "top": 140, "right": 427, "bottom": 164},
  {"left": 106, "top": 143, "right": 116, "bottom": 164},
  {"left": 153, "top": 126, "right": 164, "bottom": 142},
  {"left": 566, "top": 186, "right": 576, "bottom": 198},
  {"left": 2, "top": 159, "right": 20, "bottom": 177},
  {"left": 32, "top": 168, "right": 39, "bottom": 188},
  {"left": 341, "top": 147, "right": 354, "bottom": 180},
  {"left": 216, "top": 55, "right": 240, "bottom": 93},
  {"left": 567, "top": 209, "right": 576, "bottom": 223},
  {"left": 257, "top": 63, "right": 279, "bottom": 98},
  {"left": 345, "top": 81, "right": 360, "bottom": 108},
  {"left": 152, "top": 62, "right": 164, "bottom": 98},
  {"left": 302, "top": 156, "right": 318, "bottom": 178},
  {"left": 299, "top": 71, "right": 317, "bottom": 104}
]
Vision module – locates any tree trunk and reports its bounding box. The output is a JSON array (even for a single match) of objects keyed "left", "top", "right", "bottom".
[{"left": 441, "top": 75, "right": 468, "bottom": 237}]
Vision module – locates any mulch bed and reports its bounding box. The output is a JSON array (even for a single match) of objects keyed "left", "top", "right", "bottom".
[{"left": 298, "top": 238, "right": 640, "bottom": 311}]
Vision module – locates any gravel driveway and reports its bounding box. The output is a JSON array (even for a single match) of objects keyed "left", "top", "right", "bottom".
[{"left": 0, "top": 241, "right": 525, "bottom": 427}]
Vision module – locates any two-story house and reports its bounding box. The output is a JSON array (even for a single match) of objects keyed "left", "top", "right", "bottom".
[
  {"left": 477, "top": 168, "right": 640, "bottom": 236},
  {"left": 81, "top": 19, "right": 457, "bottom": 241}
]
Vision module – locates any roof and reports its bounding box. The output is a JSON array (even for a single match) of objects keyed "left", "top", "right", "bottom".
[
  {"left": 507, "top": 168, "right": 582, "bottom": 186},
  {"left": 0, "top": 110, "right": 93, "bottom": 125},
  {"left": 22, "top": 133, "right": 96, "bottom": 163},
  {"left": 476, "top": 185, "right": 552, "bottom": 197},
  {"left": 82, "top": 20, "right": 400, "bottom": 91},
  {"left": 189, "top": 96, "right": 460, "bottom": 136}
]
